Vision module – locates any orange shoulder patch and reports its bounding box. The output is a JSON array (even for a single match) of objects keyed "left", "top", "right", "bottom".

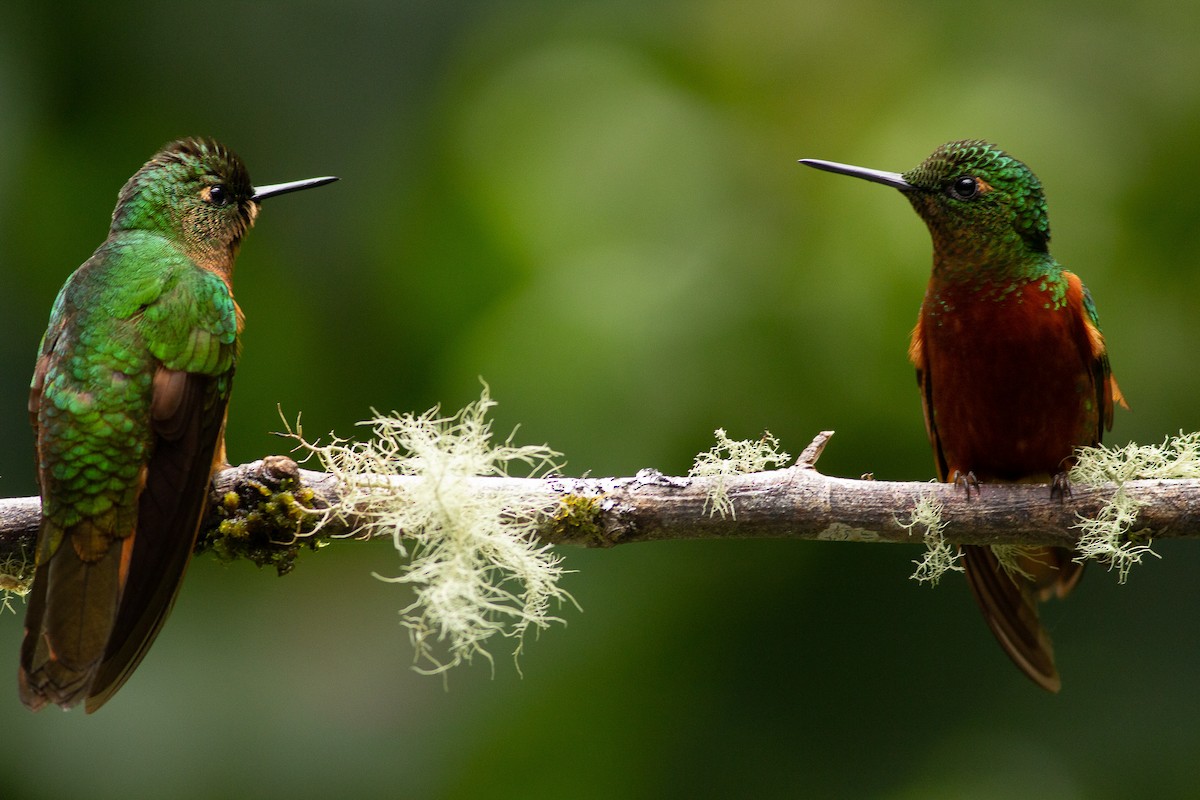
[{"left": 907, "top": 319, "right": 925, "bottom": 368}]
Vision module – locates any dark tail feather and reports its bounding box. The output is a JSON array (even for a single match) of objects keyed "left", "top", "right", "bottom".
[
  {"left": 18, "top": 522, "right": 124, "bottom": 710},
  {"left": 962, "top": 544, "right": 1082, "bottom": 693},
  {"left": 82, "top": 456, "right": 210, "bottom": 712}
]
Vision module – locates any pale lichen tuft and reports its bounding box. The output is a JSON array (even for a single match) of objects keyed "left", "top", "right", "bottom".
[
  {"left": 689, "top": 429, "right": 791, "bottom": 519},
  {"left": 903, "top": 494, "right": 962, "bottom": 585},
  {"left": 293, "top": 387, "right": 572, "bottom": 675},
  {"left": 991, "top": 545, "right": 1039, "bottom": 582},
  {"left": 1066, "top": 434, "right": 1200, "bottom": 581},
  {"left": 0, "top": 546, "right": 33, "bottom": 613}
]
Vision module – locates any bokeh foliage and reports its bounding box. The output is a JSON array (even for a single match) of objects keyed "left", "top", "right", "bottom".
[{"left": 2, "top": 1, "right": 1199, "bottom": 797}]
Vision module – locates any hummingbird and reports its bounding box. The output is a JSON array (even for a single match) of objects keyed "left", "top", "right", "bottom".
[
  {"left": 801, "top": 140, "right": 1125, "bottom": 691},
  {"left": 20, "top": 137, "right": 337, "bottom": 712}
]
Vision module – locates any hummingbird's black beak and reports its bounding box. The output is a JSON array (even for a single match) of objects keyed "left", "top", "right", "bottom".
[
  {"left": 252, "top": 176, "right": 339, "bottom": 202},
  {"left": 799, "top": 159, "right": 914, "bottom": 192}
]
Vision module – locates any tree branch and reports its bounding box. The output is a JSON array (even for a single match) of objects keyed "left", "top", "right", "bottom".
[{"left": 0, "top": 431, "right": 1191, "bottom": 589}]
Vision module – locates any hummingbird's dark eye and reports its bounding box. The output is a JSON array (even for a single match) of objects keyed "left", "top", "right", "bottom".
[
  {"left": 207, "top": 184, "right": 229, "bottom": 207},
  {"left": 949, "top": 176, "right": 979, "bottom": 200}
]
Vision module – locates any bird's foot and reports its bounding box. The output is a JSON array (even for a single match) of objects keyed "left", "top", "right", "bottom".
[
  {"left": 1051, "top": 471, "right": 1073, "bottom": 501},
  {"left": 259, "top": 454, "right": 302, "bottom": 486},
  {"left": 951, "top": 469, "right": 980, "bottom": 498}
]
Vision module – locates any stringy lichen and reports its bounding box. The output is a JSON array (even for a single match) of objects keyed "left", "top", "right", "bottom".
[
  {"left": 689, "top": 429, "right": 791, "bottom": 519},
  {"left": 294, "top": 387, "right": 572, "bottom": 675},
  {"left": 903, "top": 494, "right": 962, "bottom": 584},
  {"left": 1066, "top": 434, "right": 1200, "bottom": 581},
  {"left": 991, "top": 545, "right": 1039, "bottom": 582},
  {"left": 0, "top": 550, "right": 32, "bottom": 613}
]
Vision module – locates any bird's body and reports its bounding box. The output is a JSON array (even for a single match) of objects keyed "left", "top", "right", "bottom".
[
  {"left": 803, "top": 141, "right": 1124, "bottom": 691},
  {"left": 21, "top": 138, "right": 335, "bottom": 712},
  {"left": 912, "top": 268, "right": 1113, "bottom": 484}
]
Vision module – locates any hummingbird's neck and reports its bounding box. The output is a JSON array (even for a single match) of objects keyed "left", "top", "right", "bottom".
[
  {"left": 182, "top": 228, "right": 245, "bottom": 289},
  {"left": 928, "top": 225, "right": 1058, "bottom": 286}
]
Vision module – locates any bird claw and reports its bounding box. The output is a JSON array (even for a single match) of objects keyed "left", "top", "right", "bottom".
[
  {"left": 259, "top": 454, "right": 302, "bottom": 487},
  {"left": 951, "top": 469, "right": 980, "bottom": 498},
  {"left": 1051, "top": 471, "right": 1073, "bottom": 501}
]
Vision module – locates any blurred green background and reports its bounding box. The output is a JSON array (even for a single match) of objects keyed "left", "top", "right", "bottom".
[{"left": 1, "top": 1, "right": 1199, "bottom": 797}]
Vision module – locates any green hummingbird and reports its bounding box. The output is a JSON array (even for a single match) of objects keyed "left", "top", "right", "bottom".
[{"left": 20, "top": 137, "right": 336, "bottom": 712}]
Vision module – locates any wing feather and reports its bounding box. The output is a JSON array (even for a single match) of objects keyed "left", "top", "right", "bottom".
[{"left": 84, "top": 367, "right": 230, "bottom": 712}]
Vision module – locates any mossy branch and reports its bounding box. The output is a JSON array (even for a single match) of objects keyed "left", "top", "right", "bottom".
[
  {"left": 1, "top": 406, "right": 1195, "bottom": 673},
  {"left": 1, "top": 431, "right": 1197, "bottom": 567}
]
